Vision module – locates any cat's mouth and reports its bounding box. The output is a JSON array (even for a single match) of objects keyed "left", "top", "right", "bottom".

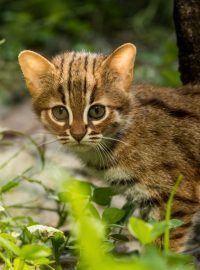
[{"left": 60, "top": 139, "right": 100, "bottom": 152}]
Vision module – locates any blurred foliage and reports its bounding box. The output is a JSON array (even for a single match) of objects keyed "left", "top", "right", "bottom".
[
  {"left": 0, "top": 0, "right": 181, "bottom": 108},
  {"left": 0, "top": 130, "right": 195, "bottom": 269}
]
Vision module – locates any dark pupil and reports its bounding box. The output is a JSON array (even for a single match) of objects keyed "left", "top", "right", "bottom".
[
  {"left": 94, "top": 107, "right": 100, "bottom": 115},
  {"left": 52, "top": 106, "right": 68, "bottom": 120},
  {"left": 58, "top": 108, "right": 64, "bottom": 115},
  {"left": 89, "top": 105, "right": 105, "bottom": 119}
]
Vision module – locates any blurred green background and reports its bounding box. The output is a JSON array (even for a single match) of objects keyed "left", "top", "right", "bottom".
[{"left": 0, "top": 0, "right": 181, "bottom": 110}]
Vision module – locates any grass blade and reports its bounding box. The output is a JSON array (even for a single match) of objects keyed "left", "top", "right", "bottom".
[{"left": 164, "top": 175, "right": 183, "bottom": 251}]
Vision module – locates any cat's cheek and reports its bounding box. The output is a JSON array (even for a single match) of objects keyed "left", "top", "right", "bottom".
[
  {"left": 93, "top": 111, "right": 123, "bottom": 136},
  {"left": 40, "top": 110, "right": 69, "bottom": 135}
]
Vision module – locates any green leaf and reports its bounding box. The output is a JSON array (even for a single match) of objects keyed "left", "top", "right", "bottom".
[
  {"left": 151, "top": 221, "right": 170, "bottom": 240},
  {"left": 14, "top": 258, "right": 32, "bottom": 270},
  {"left": 59, "top": 180, "right": 92, "bottom": 202},
  {"left": 28, "top": 257, "right": 53, "bottom": 265},
  {"left": 0, "top": 179, "right": 20, "bottom": 193},
  {"left": 58, "top": 191, "right": 70, "bottom": 202},
  {"left": 0, "top": 234, "right": 20, "bottom": 255},
  {"left": 0, "top": 233, "right": 17, "bottom": 243},
  {"left": 168, "top": 219, "right": 184, "bottom": 229},
  {"left": 20, "top": 244, "right": 51, "bottom": 261},
  {"left": 88, "top": 203, "right": 100, "bottom": 219},
  {"left": 128, "top": 217, "right": 153, "bottom": 245},
  {"left": 92, "top": 187, "right": 114, "bottom": 206},
  {"left": 129, "top": 218, "right": 183, "bottom": 246},
  {"left": 0, "top": 39, "right": 5, "bottom": 45},
  {"left": 102, "top": 208, "right": 125, "bottom": 224}
]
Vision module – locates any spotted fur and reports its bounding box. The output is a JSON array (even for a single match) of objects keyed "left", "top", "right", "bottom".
[{"left": 18, "top": 44, "right": 200, "bottom": 252}]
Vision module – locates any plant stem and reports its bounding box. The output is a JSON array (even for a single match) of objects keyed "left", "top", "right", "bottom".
[
  {"left": 164, "top": 175, "right": 183, "bottom": 252},
  {"left": 0, "top": 146, "right": 26, "bottom": 170},
  {"left": 0, "top": 252, "right": 13, "bottom": 269},
  {"left": 6, "top": 204, "right": 57, "bottom": 212},
  {"left": 21, "top": 175, "right": 54, "bottom": 193}
]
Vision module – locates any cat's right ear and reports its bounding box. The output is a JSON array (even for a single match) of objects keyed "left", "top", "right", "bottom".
[
  {"left": 102, "top": 43, "right": 137, "bottom": 92},
  {"left": 18, "top": 50, "right": 55, "bottom": 97}
]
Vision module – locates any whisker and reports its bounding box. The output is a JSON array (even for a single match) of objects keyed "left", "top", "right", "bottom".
[
  {"left": 89, "top": 135, "right": 102, "bottom": 138},
  {"left": 98, "top": 144, "right": 110, "bottom": 169},
  {"left": 96, "top": 144, "right": 106, "bottom": 169},
  {"left": 89, "top": 136, "right": 101, "bottom": 140},
  {"left": 101, "top": 141, "right": 130, "bottom": 171},
  {"left": 99, "top": 141, "right": 116, "bottom": 166},
  {"left": 102, "top": 136, "right": 129, "bottom": 146},
  {"left": 57, "top": 136, "right": 69, "bottom": 139},
  {"left": 90, "top": 144, "right": 101, "bottom": 166}
]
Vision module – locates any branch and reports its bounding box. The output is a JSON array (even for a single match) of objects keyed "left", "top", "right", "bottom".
[{"left": 174, "top": 0, "right": 200, "bottom": 84}]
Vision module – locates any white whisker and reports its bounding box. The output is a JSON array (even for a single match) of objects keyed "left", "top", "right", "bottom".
[
  {"left": 96, "top": 145, "right": 105, "bottom": 169},
  {"left": 99, "top": 141, "right": 116, "bottom": 166},
  {"left": 57, "top": 136, "right": 69, "bottom": 139},
  {"left": 102, "top": 136, "right": 129, "bottom": 146}
]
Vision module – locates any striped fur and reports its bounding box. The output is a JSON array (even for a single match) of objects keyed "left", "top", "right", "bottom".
[{"left": 18, "top": 44, "right": 200, "bottom": 253}]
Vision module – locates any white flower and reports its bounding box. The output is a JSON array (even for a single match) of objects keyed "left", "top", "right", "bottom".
[{"left": 27, "top": 225, "right": 65, "bottom": 242}]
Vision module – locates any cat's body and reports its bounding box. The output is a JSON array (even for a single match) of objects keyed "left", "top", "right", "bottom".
[
  {"left": 77, "top": 83, "right": 200, "bottom": 252},
  {"left": 18, "top": 44, "right": 200, "bottom": 252}
]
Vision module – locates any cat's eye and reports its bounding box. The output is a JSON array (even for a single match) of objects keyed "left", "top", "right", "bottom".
[
  {"left": 88, "top": 104, "right": 106, "bottom": 120},
  {"left": 52, "top": 106, "right": 68, "bottom": 121}
]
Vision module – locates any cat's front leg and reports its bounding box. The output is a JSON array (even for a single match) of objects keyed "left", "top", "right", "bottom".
[
  {"left": 105, "top": 166, "right": 140, "bottom": 193},
  {"left": 105, "top": 166, "right": 160, "bottom": 219}
]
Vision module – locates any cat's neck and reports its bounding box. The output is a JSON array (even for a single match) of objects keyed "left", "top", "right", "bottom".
[{"left": 71, "top": 142, "right": 113, "bottom": 170}]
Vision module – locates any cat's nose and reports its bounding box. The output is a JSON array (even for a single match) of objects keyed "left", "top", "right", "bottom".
[
  {"left": 71, "top": 132, "right": 86, "bottom": 142},
  {"left": 70, "top": 121, "right": 87, "bottom": 142}
]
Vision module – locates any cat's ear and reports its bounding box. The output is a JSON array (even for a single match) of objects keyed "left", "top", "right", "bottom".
[
  {"left": 18, "top": 50, "right": 55, "bottom": 97},
  {"left": 103, "top": 43, "right": 136, "bottom": 91}
]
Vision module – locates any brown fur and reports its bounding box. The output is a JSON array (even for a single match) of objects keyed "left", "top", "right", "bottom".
[{"left": 18, "top": 44, "right": 200, "bottom": 252}]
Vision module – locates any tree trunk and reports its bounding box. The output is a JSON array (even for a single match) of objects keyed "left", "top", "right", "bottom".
[{"left": 174, "top": 0, "right": 200, "bottom": 85}]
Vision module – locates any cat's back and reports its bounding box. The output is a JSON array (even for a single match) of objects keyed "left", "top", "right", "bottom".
[
  {"left": 132, "top": 84, "right": 200, "bottom": 118},
  {"left": 129, "top": 84, "right": 200, "bottom": 137},
  {"left": 116, "top": 83, "right": 200, "bottom": 185}
]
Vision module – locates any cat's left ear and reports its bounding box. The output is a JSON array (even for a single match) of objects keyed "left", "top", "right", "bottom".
[
  {"left": 103, "top": 43, "right": 136, "bottom": 92},
  {"left": 18, "top": 50, "right": 55, "bottom": 97}
]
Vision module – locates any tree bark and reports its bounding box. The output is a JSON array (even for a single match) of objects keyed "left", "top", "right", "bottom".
[{"left": 174, "top": 0, "right": 200, "bottom": 85}]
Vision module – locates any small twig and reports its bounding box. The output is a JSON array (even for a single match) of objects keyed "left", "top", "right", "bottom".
[
  {"left": 6, "top": 204, "right": 57, "bottom": 212},
  {"left": 21, "top": 175, "right": 54, "bottom": 194},
  {"left": 0, "top": 145, "right": 26, "bottom": 170},
  {"left": 56, "top": 202, "right": 68, "bottom": 228}
]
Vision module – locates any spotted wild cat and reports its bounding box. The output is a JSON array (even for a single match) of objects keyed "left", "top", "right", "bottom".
[{"left": 18, "top": 43, "right": 200, "bottom": 252}]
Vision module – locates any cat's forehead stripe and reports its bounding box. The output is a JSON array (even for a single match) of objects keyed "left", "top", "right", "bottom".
[
  {"left": 58, "top": 85, "right": 66, "bottom": 105},
  {"left": 93, "top": 57, "right": 96, "bottom": 74},
  {"left": 83, "top": 55, "right": 88, "bottom": 94},
  {"left": 67, "top": 52, "right": 76, "bottom": 93},
  {"left": 59, "top": 56, "right": 64, "bottom": 81}
]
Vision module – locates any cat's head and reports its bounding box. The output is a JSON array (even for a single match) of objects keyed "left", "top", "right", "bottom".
[{"left": 18, "top": 43, "right": 136, "bottom": 151}]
